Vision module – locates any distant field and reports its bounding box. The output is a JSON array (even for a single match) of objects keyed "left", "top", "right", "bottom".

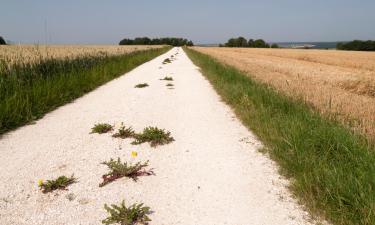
[
  {"left": 0, "top": 45, "right": 162, "bottom": 65},
  {"left": 192, "top": 47, "right": 375, "bottom": 139}
]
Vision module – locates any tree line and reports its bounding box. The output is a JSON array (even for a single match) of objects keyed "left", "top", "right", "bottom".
[
  {"left": 336, "top": 40, "right": 375, "bottom": 51},
  {"left": 119, "top": 37, "right": 194, "bottom": 46},
  {"left": 0, "top": 36, "right": 6, "bottom": 45},
  {"left": 220, "top": 37, "right": 278, "bottom": 48}
]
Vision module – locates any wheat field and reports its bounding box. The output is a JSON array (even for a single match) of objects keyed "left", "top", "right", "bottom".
[
  {"left": 0, "top": 45, "right": 163, "bottom": 65},
  {"left": 192, "top": 47, "right": 375, "bottom": 139}
]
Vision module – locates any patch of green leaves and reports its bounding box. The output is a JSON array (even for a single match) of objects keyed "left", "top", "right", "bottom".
[
  {"left": 102, "top": 200, "right": 151, "bottom": 225},
  {"left": 39, "top": 175, "right": 77, "bottom": 193},
  {"left": 99, "top": 158, "right": 153, "bottom": 187},
  {"left": 91, "top": 123, "right": 113, "bottom": 134},
  {"left": 132, "top": 127, "right": 174, "bottom": 147}
]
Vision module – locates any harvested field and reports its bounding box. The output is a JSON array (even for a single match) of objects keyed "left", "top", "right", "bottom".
[
  {"left": 0, "top": 45, "right": 163, "bottom": 65},
  {"left": 191, "top": 47, "right": 375, "bottom": 139}
]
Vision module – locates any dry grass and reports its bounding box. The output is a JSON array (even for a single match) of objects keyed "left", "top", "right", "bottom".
[
  {"left": 0, "top": 45, "right": 163, "bottom": 65},
  {"left": 192, "top": 47, "right": 375, "bottom": 139}
]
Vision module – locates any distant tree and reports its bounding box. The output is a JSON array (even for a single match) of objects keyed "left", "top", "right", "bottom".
[
  {"left": 271, "top": 43, "right": 279, "bottom": 48},
  {"left": 253, "top": 39, "right": 268, "bottom": 48},
  {"left": 119, "top": 37, "right": 193, "bottom": 46},
  {"left": 0, "top": 36, "right": 6, "bottom": 45},
  {"left": 337, "top": 40, "right": 375, "bottom": 51},
  {"left": 248, "top": 39, "right": 255, "bottom": 47},
  {"left": 224, "top": 37, "right": 272, "bottom": 48}
]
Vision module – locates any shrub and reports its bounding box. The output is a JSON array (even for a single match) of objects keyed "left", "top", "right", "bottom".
[
  {"left": 102, "top": 200, "right": 151, "bottom": 225},
  {"left": 99, "top": 158, "right": 153, "bottom": 187},
  {"left": 135, "top": 83, "right": 149, "bottom": 88},
  {"left": 38, "top": 175, "right": 77, "bottom": 193},
  {"left": 91, "top": 123, "right": 113, "bottom": 134},
  {"left": 132, "top": 127, "right": 174, "bottom": 147}
]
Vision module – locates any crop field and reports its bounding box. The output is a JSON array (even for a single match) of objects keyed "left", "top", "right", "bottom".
[
  {"left": 192, "top": 47, "right": 375, "bottom": 139},
  {"left": 0, "top": 45, "right": 162, "bottom": 66},
  {"left": 0, "top": 45, "right": 169, "bottom": 134}
]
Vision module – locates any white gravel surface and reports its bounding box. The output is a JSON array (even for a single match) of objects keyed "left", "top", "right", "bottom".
[{"left": 0, "top": 47, "right": 315, "bottom": 225}]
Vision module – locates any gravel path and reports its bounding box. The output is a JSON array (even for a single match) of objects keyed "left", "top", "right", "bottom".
[{"left": 0, "top": 47, "right": 314, "bottom": 225}]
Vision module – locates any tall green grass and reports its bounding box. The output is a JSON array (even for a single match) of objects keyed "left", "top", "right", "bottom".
[
  {"left": 185, "top": 48, "right": 375, "bottom": 225},
  {"left": 0, "top": 47, "right": 171, "bottom": 135}
]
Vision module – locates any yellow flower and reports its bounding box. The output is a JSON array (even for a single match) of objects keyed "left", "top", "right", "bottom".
[
  {"left": 37, "top": 179, "right": 44, "bottom": 187},
  {"left": 131, "top": 151, "right": 138, "bottom": 157}
]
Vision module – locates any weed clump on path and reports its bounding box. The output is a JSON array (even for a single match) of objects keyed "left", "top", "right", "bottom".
[
  {"left": 38, "top": 175, "right": 77, "bottom": 193},
  {"left": 132, "top": 127, "right": 174, "bottom": 147},
  {"left": 135, "top": 83, "right": 149, "bottom": 88},
  {"left": 112, "top": 125, "right": 135, "bottom": 139},
  {"left": 160, "top": 76, "right": 173, "bottom": 81},
  {"left": 99, "top": 158, "right": 153, "bottom": 187},
  {"left": 162, "top": 58, "right": 171, "bottom": 64},
  {"left": 102, "top": 200, "right": 151, "bottom": 225},
  {"left": 91, "top": 123, "right": 113, "bottom": 134}
]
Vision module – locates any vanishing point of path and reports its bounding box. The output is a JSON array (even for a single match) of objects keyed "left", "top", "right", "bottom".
[{"left": 0, "top": 48, "right": 314, "bottom": 225}]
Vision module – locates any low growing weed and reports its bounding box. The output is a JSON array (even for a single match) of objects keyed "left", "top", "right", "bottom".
[
  {"left": 132, "top": 127, "right": 174, "bottom": 147},
  {"left": 38, "top": 175, "right": 77, "bottom": 193},
  {"left": 166, "top": 83, "right": 174, "bottom": 87},
  {"left": 102, "top": 200, "right": 151, "bottom": 225},
  {"left": 91, "top": 123, "right": 113, "bottom": 134},
  {"left": 112, "top": 125, "right": 135, "bottom": 139},
  {"left": 162, "top": 58, "right": 171, "bottom": 64},
  {"left": 160, "top": 76, "right": 173, "bottom": 81},
  {"left": 135, "top": 83, "right": 149, "bottom": 88},
  {"left": 99, "top": 158, "right": 153, "bottom": 187}
]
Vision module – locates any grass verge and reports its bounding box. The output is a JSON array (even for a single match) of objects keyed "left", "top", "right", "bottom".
[
  {"left": 0, "top": 46, "right": 171, "bottom": 135},
  {"left": 184, "top": 47, "right": 375, "bottom": 225}
]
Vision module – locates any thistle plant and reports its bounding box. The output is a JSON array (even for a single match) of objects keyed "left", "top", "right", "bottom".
[
  {"left": 99, "top": 158, "right": 153, "bottom": 187},
  {"left": 132, "top": 127, "right": 174, "bottom": 147},
  {"left": 102, "top": 200, "right": 151, "bottom": 225},
  {"left": 38, "top": 175, "right": 77, "bottom": 193},
  {"left": 91, "top": 123, "right": 113, "bottom": 134},
  {"left": 134, "top": 83, "right": 149, "bottom": 88},
  {"left": 112, "top": 125, "right": 135, "bottom": 139}
]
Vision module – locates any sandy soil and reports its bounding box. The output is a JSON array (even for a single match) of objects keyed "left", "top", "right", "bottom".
[{"left": 0, "top": 47, "right": 315, "bottom": 225}]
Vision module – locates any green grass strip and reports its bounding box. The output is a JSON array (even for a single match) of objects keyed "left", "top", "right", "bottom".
[
  {"left": 184, "top": 47, "right": 375, "bottom": 225},
  {"left": 0, "top": 47, "right": 171, "bottom": 135}
]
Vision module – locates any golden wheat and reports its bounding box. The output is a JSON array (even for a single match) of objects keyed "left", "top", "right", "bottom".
[
  {"left": 192, "top": 47, "right": 375, "bottom": 139},
  {"left": 0, "top": 45, "right": 163, "bottom": 65}
]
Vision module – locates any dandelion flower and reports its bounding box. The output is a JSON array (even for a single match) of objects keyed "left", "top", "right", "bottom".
[
  {"left": 131, "top": 151, "right": 138, "bottom": 157},
  {"left": 38, "top": 179, "right": 44, "bottom": 187}
]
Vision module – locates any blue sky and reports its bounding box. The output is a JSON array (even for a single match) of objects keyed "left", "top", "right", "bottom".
[{"left": 1, "top": 0, "right": 374, "bottom": 44}]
